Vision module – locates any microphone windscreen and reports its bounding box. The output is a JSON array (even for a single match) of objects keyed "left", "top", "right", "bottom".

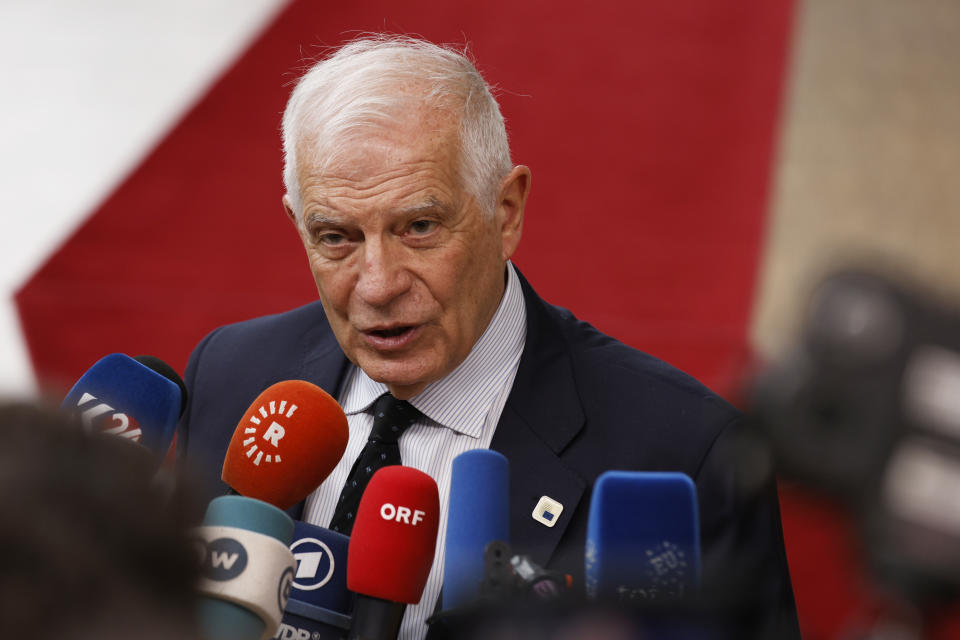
[
  {"left": 222, "top": 380, "right": 348, "bottom": 510},
  {"left": 196, "top": 495, "right": 296, "bottom": 640},
  {"left": 443, "top": 449, "right": 509, "bottom": 609},
  {"left": 279, "top": 521, "right": 352, "bottom": 637},
  {"left": 585, "top": 471, "right": 701, "bottom": 602},
  {"left": 62, "top": 353, "right": 181, "bottom": 456},
  {"left": 347, "top": 466, "right": 440, "bottom": 604},
  {"left": 289, "top": 521, "right": 351, "bottom": 614}
]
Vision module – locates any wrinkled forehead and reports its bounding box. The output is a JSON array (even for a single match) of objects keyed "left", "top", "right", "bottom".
[{"left": 295, "top": 98, "right": 464, "bottom": 188}]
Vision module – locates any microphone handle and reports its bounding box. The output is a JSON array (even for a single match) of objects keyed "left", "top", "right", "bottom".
[{"left": 347, "top": 595, "right": 405, "bottom": 640}]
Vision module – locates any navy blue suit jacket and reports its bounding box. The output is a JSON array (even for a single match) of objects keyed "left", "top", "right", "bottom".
[{"left": 177, "top": 270, "right": 799, "bottom": 637}]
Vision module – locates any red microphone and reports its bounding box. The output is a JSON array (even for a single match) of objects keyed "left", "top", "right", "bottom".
[
  {"left": 347, "top": 466, "right": 440, "bottom": 640},
  {"left": 222, "top": 380, "right": 348, "bottom": 510}
]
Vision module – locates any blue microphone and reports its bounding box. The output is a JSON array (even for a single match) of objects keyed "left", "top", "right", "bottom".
[
  {"left": 585, "top": 471, "right": 701, "bottom": 603},
  {"left": 276, "top": 521, "right": 352, "bottom": 639},
  {"left": 61, "top": 353, "right": 182, "bottom": 457},
  {"left": 442, "top": 449, "right": 510, "bottom": 610}
]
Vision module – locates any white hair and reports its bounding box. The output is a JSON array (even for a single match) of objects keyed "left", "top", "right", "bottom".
[{"left": 281, "top": 35, "right": 513, "bottom": 219}]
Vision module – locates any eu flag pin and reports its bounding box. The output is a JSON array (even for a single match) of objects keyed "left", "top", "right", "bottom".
[{"left": 532, "top": 496, "right": 563, "bottom": 527}]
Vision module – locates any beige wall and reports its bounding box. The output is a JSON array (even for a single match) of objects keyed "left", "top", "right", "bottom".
[{"left": 752, "top": 0, "right": 960, "bottom": 358}]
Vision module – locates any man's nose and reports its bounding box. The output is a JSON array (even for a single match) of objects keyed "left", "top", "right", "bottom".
[{"left": 354, "top": 236, "right": 411, "bottom": 307}]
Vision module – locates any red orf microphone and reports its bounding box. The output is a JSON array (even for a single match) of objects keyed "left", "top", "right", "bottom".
[{"left": 346, "top": 466, "right": 440, "bottom": 640}]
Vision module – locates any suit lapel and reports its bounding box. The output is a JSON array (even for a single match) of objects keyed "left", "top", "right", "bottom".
[
  {"left": 292, "top": 316, "right": 351, "bottom": 396},
  {"left": 280, "top": 313, "right": 351, "bottom": 521},
  {"left": 490, "top": 270, "right": 586, "bottom": 567}
]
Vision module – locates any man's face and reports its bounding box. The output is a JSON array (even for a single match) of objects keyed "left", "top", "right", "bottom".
[{"left": 286, "top": 108, "right": 526, "bottom": 399}]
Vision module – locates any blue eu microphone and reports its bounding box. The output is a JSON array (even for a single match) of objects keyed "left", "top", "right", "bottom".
[
  {"left": 585, "top": 471, "right": 701, "bottom": 603},
  {"left": 276, "top": 521, "right": 352, "bottom": 639},
  {"left": 442, "top": 449, "right": 510, "bottom": 610},
  {"left": 61, "top": 353, "right": 182, "bottom": 457}
]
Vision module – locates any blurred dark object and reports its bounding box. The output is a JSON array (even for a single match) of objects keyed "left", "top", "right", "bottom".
[
  {"left": 0, "top": 400, "right": 204, "bottom": 639},
  {"left": 427, "top": 540, "right": 771, "bottom": 640},
  {"left": 428, "top": 587, "right": 779, "bottom": 640},
  {"left": 747, "top": 268, "right": 960, "bottom": 627}
]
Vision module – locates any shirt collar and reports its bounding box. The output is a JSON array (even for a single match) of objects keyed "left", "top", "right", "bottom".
[{"left": 339, "top": 261, "right": 527, "bottom": 438}]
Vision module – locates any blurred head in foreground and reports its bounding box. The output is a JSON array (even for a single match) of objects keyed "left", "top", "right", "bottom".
[{"left": 0, "top": 400, "right": 202, "bottom": 639}]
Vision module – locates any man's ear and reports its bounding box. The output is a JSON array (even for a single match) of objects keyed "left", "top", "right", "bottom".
[
  {"left": 281, "top": 194, "right": 306, "bottom": 242},
  {"left": 496, "top": 165, "right": 531, "bottom": 261},
  {"left": 282, "top": 194, "right": 297, "bottom": 224}
]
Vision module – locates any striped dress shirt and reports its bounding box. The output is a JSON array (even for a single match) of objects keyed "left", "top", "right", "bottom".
[{"left": 301, "top": 261, "right": 527, "bottom": 639}]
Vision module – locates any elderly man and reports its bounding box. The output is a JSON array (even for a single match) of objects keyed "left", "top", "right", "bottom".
[{"left": 178, "top": 36, "right": 799, "bottom": 639}]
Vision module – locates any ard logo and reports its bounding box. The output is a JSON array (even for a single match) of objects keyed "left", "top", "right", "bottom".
[
  {"left": 243, "top": 400, "right": 299, "bottom": 466},
  {"left": 290, "top": 538, "right": 336, "bottom": 591}
]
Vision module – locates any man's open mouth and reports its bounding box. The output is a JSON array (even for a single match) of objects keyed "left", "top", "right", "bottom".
[{"left": 368, "top": 326, "right": 415, "bottom": 338}]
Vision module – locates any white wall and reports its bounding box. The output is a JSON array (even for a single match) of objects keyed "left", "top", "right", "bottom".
[
  {"left": 753, "top": 0, "right": 960, "bottom": 358},
  {"left": 0, "top": 0, "right": 287, "bottom": 396}
]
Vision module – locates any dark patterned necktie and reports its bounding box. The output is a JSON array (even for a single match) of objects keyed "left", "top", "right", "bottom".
[{"left": 329, "top": 392, "right": 421, "bottom": 535}]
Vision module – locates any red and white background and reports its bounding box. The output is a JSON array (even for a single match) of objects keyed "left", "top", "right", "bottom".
[{"left": 3, "top": 1, "right": 959, "bottom": 637}]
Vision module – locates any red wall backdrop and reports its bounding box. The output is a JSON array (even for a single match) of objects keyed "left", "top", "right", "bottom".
[
  {"left": 18, "top": 1, "right": 922, "bottom": 638},
  {"left": 17, "top": 0, "right": 792, "bottom": 394}
]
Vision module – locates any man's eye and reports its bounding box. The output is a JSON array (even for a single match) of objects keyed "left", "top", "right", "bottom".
[
  {"left": 317, "top": 232, "right": 346, "bottom": 246},
  {"left": 409, "top": 219, "right": 437, "bottom": 235}
]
